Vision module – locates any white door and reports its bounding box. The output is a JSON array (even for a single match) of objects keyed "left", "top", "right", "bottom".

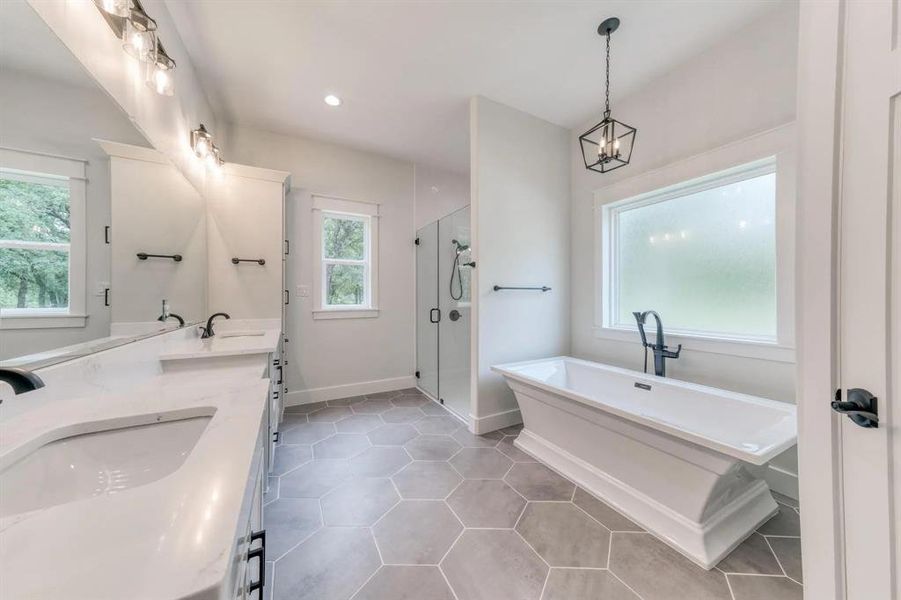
[{"left": 836, "top": 1, "right": 901, "bottom": 598}]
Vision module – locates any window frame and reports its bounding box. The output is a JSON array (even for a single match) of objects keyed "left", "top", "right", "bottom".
[
  {"left": 312, "top": 195, "right": 380, "bottom": 320},
  {"left": 593, "top": 125, "right": 796, "bottom": 363},
  {"left": 0, "top": 148, "right": 87, "bottom": 329}
]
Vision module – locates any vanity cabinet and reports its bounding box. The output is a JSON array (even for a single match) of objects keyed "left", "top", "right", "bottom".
[
  {"left": 230, "top": 409, "right": 267, "bottom": 599},
  {"left": 267, "top": 338, "right": 285, "bottom": 473}
]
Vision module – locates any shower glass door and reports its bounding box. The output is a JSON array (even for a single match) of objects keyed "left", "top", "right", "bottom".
[
  {"left": 415, "top": 206, "right": 472, "bottom": 422},
  {"left": 438, "top": 206, "right": 471, "bottom": 420},
  {"left": 415, "top": 221, "right": 439, "bottom": 399}
]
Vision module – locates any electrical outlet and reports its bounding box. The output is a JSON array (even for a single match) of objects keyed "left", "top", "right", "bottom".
[{"left": 297, "top": 285, "right": 310, "bottom": 298}]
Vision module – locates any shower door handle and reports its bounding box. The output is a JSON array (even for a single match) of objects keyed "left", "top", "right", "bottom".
[
  {"left": 429, "top": 308, "right": 441, "bottom": 323},
  {"left": 449, "top": 310, "right": 462, "bottom": 321}
]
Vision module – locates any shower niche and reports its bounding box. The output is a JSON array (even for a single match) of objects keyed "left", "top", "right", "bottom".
[{"left": 416, "top": 205, "right": 472, "bottom": 422}]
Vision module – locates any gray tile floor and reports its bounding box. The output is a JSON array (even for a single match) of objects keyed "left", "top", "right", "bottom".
[{"left": 264, "top": 390, "right": 803, "bottom": 600}]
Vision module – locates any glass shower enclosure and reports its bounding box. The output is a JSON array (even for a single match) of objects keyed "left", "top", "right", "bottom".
[{"left": 415, "top": 206, "right": 472, "bottom": 422}]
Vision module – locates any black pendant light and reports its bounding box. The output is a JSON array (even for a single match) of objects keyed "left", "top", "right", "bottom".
[{"left": 579, "top": 17, "right": 636, "bottom": 174}]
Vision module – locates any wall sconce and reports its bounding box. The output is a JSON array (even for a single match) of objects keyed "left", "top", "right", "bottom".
[
  {"left": 96, "top": 0, "right": 130, "bottom": 18},
  {"left": 146, "top": 46, "right": 176, "bottom": 96},
  {"left": 191, "top": 124, "right": 225, "bottom": 169},
  {"left": 122, "top": 6, "right": 157, "bottom": 63}
]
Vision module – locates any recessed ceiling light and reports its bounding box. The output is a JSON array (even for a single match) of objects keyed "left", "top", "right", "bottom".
[{"left": 324, "top": 94, "right": 342, "bottom": 107}]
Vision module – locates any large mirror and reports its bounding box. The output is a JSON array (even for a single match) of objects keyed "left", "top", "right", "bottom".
[{"left": 0, "top": 0, "right": 207, "bottom": 367}]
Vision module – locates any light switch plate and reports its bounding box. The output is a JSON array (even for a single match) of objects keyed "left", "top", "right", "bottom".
[
  {"left": 297, "top": 285, "right": 310, "bottom": 298},
  {"left": 95, "top": 281, "right": 110, "bottom": 296}
]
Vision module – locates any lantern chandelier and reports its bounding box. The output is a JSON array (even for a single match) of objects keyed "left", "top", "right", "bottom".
[{"left": 579, "top": 17, "right": 636, "bottom": 174}]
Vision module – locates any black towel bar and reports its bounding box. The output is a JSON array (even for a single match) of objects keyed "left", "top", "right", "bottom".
[
  {"left": 137, "top": 252, "right": 182, "bottom": 262},
  {"left": 232, "top": 258, "right": 266, "bottom": 265},
  {"left": 493, "top": 285, "right": 551, "bottom": 292}
]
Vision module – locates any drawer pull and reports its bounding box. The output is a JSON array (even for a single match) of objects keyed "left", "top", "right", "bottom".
[{"left": 248, "top": 529, "right": 266, "bottom": 594}]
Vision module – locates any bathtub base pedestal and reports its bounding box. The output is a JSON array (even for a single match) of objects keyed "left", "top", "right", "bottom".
[{"left": 514, "top": 427, "right": 778, "bottom": 569}]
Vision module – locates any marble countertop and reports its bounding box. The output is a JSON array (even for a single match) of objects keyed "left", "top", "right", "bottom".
[
  {"left": 0, "top": 344, "right": 276, "bottom": 598},
  {"left": 159, "top": 328, "right": 281, "bottom": 361}
]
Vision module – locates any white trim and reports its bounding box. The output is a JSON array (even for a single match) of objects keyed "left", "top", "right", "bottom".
[
  {"left": 312, "top": 196, "right": 381, "bottom": 315},
  {"left": 94, "top": 139, "right": 168, "bottom": 165},
  {"left": 593, "top": 125, "right": 796, "bottom": 360},
  {"left": 312, "top": 308, "right": 379, "bottom": 320},
  {"left": 0, "top": 313, "right": 87, "bottom": 329},
  {"left": 470, "top": 406, "right": 522, "bottom": 435},
  {"left": 0, "top": 147, "right": 86, "bottom": 179},
  {"left": 284, "top": 375, "right": 415, "bottom": 405}
]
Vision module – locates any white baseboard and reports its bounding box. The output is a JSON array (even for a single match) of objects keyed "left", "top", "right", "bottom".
[
  {"left": 285, "top": 375, "right": 416, "bottom": 406},
  {"left": 765, "top": 464, "right": 799, "bottom": 501},
  {"left": 471, "top": 407, "right": 522, "bottom": 435}
]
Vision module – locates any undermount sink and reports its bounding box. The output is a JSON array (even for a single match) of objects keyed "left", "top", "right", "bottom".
[
  {"left": 218, "top": 330, "right": 265, "bottom": 339},
  {"left": 0, "top": 415, "right": 211, "bottom": 518}
]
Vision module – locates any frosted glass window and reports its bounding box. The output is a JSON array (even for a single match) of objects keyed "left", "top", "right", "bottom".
[{"left": 610, "top": 165, "right": 777, "bottom": 340}]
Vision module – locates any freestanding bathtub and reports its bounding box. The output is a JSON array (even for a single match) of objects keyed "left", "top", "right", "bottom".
[{"left": 491, "top": 356, "right": 797, "bottom": 569}]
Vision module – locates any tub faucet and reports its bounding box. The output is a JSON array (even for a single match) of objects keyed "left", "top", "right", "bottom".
[
  {"left": 200, "top": 312, "right": 230, "bottom": 339},
  {"left": 632, "top": 311, "right": 682, "bottom": 377},
  {"left": 0, "top": 367, "right": 45, "bottom": 396}
]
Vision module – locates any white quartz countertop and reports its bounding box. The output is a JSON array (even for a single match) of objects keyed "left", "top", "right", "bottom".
[
  {"left": 0, "top": 362, "right": 270, "bottom": 599},
  {"left": 159, "top": 328, "right": 281, "bottom": 361}
]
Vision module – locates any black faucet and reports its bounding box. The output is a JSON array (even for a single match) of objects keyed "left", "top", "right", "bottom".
[
  {"left": 0, "top": 367, "right": 45, "bottom": 396},
  {"left": 632, "top": 311, "right": 682, "bottom": 377},
  {"left": 201, "top": 312, "right": 230, "bottom": 339},
  {"left": 158, "top": 312, "right": 185, "bottom": 327}
]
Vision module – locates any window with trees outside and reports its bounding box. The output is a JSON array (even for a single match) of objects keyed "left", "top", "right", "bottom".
[
  {"left": 0, "top": 173, "right": 72, "bottom": 312},
  {"left": 322, "top": 213, "right": 370, "bottom": 307},
  {"left": 0, "top": 149, "right": 86, "bottom": 328},
  {"left": 312, "top": 195, "right": 380, "bottom": 319}
]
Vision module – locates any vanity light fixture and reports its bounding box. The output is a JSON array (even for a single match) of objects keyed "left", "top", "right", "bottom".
[
  {"left": 122, "top": 5, "right": 158, "bottom": 64},
  {"left": 96, "top": 0, "right": 130, "bottom": 18},
  {"left": 579, "top": 17, "right": 636, "bottom": 174},
  {"left": 324, "top": 94, "right": 342, "bottom": 107},
  {"left": 191, "top": 124, "right": 225, "bottom": 169},
  {"left": 146, "top": 44, "right": 176, "bottom": 96}
]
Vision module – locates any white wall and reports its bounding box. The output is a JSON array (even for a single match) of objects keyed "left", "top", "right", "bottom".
[
  {"left": 414, "top": 163, "right": 469, "bottom": 230},
  {"left": 470, "top": 96, "right": 571, "bottom": 433},
  {"left": 569, "top": 4, "right": 800, "bottom": 493},
  {"left": 0, "top": 69, "right": 149, "bottom": 359},
  {"left": 222, "top": 125, "right": 416, "bottom": 403},
  {"left": 103, "top": 145, "right": 207, "bottom": 325}
]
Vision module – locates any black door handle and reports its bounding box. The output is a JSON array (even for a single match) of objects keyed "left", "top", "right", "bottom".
[
  {"left": 832, "top": 388, "right": 879, "bottom": 428},
  {"left": 429, "top": 308, "right": 441, "bottom": 323},
  {"left": 449, "top": 309, "right": 462, "bottom": 321},
  {"left": 247, "top": 529, "right": 266, "bottom": 595}
]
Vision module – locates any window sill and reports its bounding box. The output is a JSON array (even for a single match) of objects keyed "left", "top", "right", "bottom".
[
  {"left": 0, "top": 313, "right": 87, "bottom": 330},
  {"left": 312, "top": 308, "right": 379, "bottom": 320},
  {"left": 592, "top": 325, "right": 795, "bottom": 363}
]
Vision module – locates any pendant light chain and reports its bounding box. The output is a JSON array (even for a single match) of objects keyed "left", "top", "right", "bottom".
[{"left": 604, "top": 30, "right": 611, "bottom": 118}]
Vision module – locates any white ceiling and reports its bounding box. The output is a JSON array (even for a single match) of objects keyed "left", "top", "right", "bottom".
[
  {"left": 168, "top": 1, "right": 787, "bottom": 174},
  {"left": 0, "top": 0, "right": 97, "bottom": 89}
]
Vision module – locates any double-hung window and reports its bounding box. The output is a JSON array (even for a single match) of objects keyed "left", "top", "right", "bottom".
[
  {"left": 599, "top": 154, "right": 792, "bottom": 357},
  {"left": 312, "top": 195, "right": 379, "bottom": 319},
  {"left": 0, "top": 148, "right": 86, "bottom": 328}
]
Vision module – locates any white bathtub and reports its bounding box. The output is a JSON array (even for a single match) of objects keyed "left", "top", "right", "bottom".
[{"left": 492, "top": 356, "right": 797, "bottom": 569}]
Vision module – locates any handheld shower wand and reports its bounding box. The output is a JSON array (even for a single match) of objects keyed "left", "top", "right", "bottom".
[{"left": 450, "top": 240, "right": 472, "bottom": 301}]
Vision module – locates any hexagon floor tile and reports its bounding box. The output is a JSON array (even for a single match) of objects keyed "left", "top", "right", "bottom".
[
  {"left": 265, "top": 407, "right": 803, "bottom": 600},
  {"left": 381, "top": 406, "right": 426, "bottom": 423},
  {"left": 348, "top": 446, "right": 412, "bottom": 477},
  {"left": 352, "top": 566, "right": 455, "bottom": 600},
  {"left": 279, "top": 459, "right": 352, "bottom": 498},
  {"left": 450, "top": 447, "right": 512, "bottom": 479},
  {"left": 308, "top": 406, "right": 354, "bottom": 423},
  {"left": 440, "top": 529, "right": 547, "bottom": 600},
  {"left": 313, "top": 433, "right": 371, "bottom": 459},
  {"left": 262, "top": 498, "right": 321, "bottom": 558},
  {"left": 321, "top": 478, "right": 399, "bottom": 526},
  {"left": 274, "top": 527, "right": 380, "bottom": 600},
  {"left": 515, "top": 502, "right": 610, "bottom": 568},
  {"left": 504, "top": 463, "right": 574, "bottom": 500},
  {"left": 373, "top": 501, "right": 463, "bottom": 565},
  {"left": 446, "top": 480, "right": 525, "bottom": 528},
  {"left": 392, "top": 461, "right": 462, "bottom": 499}
]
